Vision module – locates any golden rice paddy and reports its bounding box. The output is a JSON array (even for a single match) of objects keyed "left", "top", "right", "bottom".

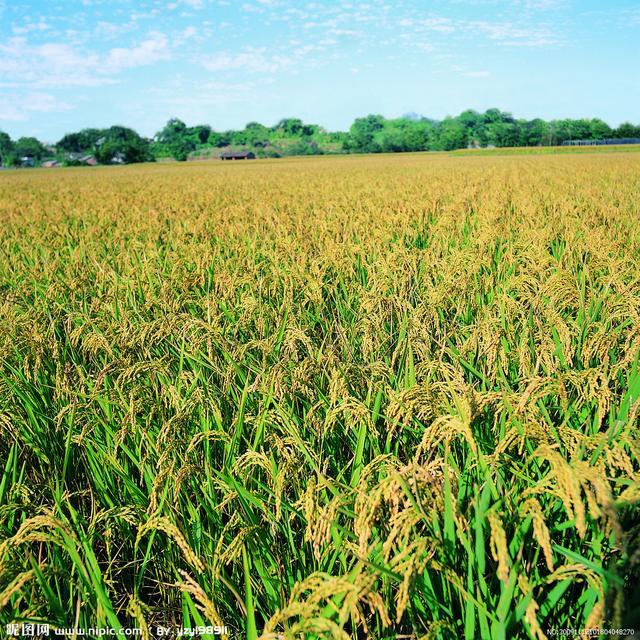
[{"left": 1, "top": 152, "right": 639, "bottom": 638}]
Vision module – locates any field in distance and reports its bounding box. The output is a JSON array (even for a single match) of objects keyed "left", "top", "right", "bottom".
[
  {"left": 0, "top": 152, "right": 639, "bottom": 638},
  {"left": 449, "top": 143, "right": 640, "bottom": 156}
]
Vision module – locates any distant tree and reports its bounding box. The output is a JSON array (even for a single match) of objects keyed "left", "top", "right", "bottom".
[
  {"left": 152, "top": 120, "right": 212, "bottom": 159},
  {"left": 57, "top": 128, "right": 106, "bottom": 153},
  {"left": 614, "top": 122, "right": 640, "bottom": 138},
  {"left": 521, "top": 119, "right": 549, "bottom": 146},
  {"left": 229, "top": 129, "right": 247, "bottom": 146},
  {"left": 456, "top": 110, "right": 486, "bottom": 146},
  {"left": 156, "top": 118, "right": 187, "bottom": 145},
  {"left": 94, "top": 140, "right": 119, "bottom": 164},
  {"left": 14, "top": 137, "right": 46, "bottom": 160},
  {"left": 209, "top": 131, "right": 230, "bottom": 147},
  {"left": 458, "top": 109, "right": 482, "bottom": 132},
  {"left": 286, "top": 139, "right": 322, "bottom": 156},
  {"left": 493, "top": 122, "right": 520, "bottom": 147},
  {"left": 189, "top": 125, "right": 211, "bottom": 144},
  {"left": 432, "top": 118, "right": 468, "bottom": 151},
  {"left": 169, "top": 138, "right": 195, "bottom": 161},
  {"left": 57, "top": 132, "right": 83, "bottom": 153},
  {"left": 243, "top": 122, "right": 270, "bottom": 147},
  {"left": 404, "top": 120, "right": 433, "bottom": 151},
  {"left": 259, "top": 146, "right": 282, "bottom": 158},
  {"left": 276, "top": 118, "right": 305, "bottom": 136},
  {"left": 79, "top": 128, "right": 105, "bottom": 148},
  {"left": 346, "top": 115, "right": 385, "bottom": 152},
  {"left": 380, "top": 129, "right": 408, "bottom": 153},
  {"left": 570, "top": 119, "right": 593, "bottom": 140},
  {"left": 0, "top": 131, "right": 14, "bottom": 166},
  {"left": 483, "top": 108, "right": 506, "bottom": 124},
  {"left": 104, "top": 125, "right": 137, "bottom": 143},
  {"left": 8, "top": 109, "right": 636, "bottom": 166},
  {"left": 589, "top": 119, "right": 612, "bottom": 140},
  {"left": 93, "top": 126, "right": 152, "bottom": 164}
]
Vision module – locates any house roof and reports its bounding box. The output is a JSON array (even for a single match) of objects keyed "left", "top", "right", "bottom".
[{"left": 220, "top": 150, "right": 255, "bottom": 158}]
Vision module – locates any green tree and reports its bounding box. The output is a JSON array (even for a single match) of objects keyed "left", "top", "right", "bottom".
[
  {"left": 483, "top": 108, "right": 507, "bottom": 124},
  {"left": 432, "top": 118, "right": 468, "bottom": 151},
  {"left": 243, "top": 122, "right": 270, "bottom": 147},
  {"left": 56, "top": 132, "right": 83, "bottom": 153},
  {"left": 0, "top": 131, "right": 14, "bottom": 166},
  {"left": 157, "top": 118, "right": 187, "bottom": 144},
  {"left": 521, "top": 119, "right": 549, "bottom": 146},
  {"left": 94, "top": 126, "right": 152, "bottom": 164},
  {"left": 188, "top": 125, "right": 211, "bottom": 144},
  {"left": 458, "top": 109, "right": 485, "bottom": 144},
  {"left": 286, "top": 139, "right": 322, "bottom": 156},
  {"left": 346, "top": 115, "right": 385, "bottom": 153},
  {"left": 209, "top": 131, "right": 230, "bottom": 147},
  {"left": 276, "top": 118, "right": 305, "bottom": 136},
  {"left": 14, "top": 137, "right": 46, "bottom": 160},
  {"left": 589, "top": 119, "right": 612, "bottom": 140},
  {"left": 615, "top": 122, "right": 640, "bottom": 138},
  {"left": 57, "top": 128, "right": 106, "bottom": 153},
  {"left": 380, "top": 129, "right": 408, "bottom": 153},
  {"left": 169, "top": 138, "right": 195, "bottom": 161}
]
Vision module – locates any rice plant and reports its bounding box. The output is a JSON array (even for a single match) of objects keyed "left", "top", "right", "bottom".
[{"left": 1, "top": 152, "right": 639, "bottom": 638}]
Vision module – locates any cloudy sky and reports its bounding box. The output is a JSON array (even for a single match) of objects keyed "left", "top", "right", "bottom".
[{"left": 0, "top": 0, "right": 638, "bottom": 142}]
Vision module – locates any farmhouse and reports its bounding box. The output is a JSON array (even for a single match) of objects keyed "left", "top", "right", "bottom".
[
  {"left": 66, "top": 153, "right": 98, "bottom": 166},
  {"left": 220, "top": 150, "right": 255, "bottom": 160}
]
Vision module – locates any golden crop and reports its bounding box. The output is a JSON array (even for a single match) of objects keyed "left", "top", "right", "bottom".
[{"left": 0, "top": 152, "right": 639, "bottom": 638}]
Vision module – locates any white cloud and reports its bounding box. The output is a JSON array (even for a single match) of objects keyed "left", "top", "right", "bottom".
[
  {"left": 94, "top": 20, "right": 137, "bottom": 40},
  {"left": 421, "top": 18, "right": 456, "bottom": 33},
  {"left": 105, "top": 32, "right": 170, "bottom": 72},
  {"left": 0, "top": 91, "right": 73, "bottom": 121},
  {"left": 0, "top": 38, "right": 108, "bottom": 88},
  {"left": 463, "top": 70, "right": 491, "bottom": 77},
  {"left": 0, "top": 32, "right": 172, "bottom": 89},
  {"left": 12, "top": 20, "right": 50, "bottom": 35},
  {"left": 468, "top": 20, "right": 559, "bottom": 46},
  {"left": 518, "top": 0, "right": 566, "bottom": 10},
  {"left": 326, "top": 28, "right": 360, "bottom": 37},
  {"left": 176, "top": 26, "right": 198, "bottom": 44},
  {"left": 242, "top": 3, "right": 265, "bottom": 13},
  {"left": 202, "top": 48, "right": 291, "bottom": 73},
  {"left": 167, "top": 0, "right": 204, "bottom": 10}
]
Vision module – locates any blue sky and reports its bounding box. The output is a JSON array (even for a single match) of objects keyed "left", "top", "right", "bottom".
[{"left": 0, "top": 0, "right": 638, "bottom": 142}]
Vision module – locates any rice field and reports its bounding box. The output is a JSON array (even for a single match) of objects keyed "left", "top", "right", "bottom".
[{"left": 1, "top": 152, "right": 639, "bottom": 639}]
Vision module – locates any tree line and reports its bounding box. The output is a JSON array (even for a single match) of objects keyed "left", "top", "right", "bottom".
[
  {"left": 2, "top": 109, "right": 639, "bottom": 167},
  {"left": 0, "top": 126, "right": 153, "bottom": 167}
]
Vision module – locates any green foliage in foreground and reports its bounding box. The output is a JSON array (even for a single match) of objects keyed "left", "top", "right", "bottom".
[{"left": 0, "top": 155, "right": 639, "bottom": 638}]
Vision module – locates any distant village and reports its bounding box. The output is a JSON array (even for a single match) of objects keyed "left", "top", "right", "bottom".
[
  {"left": 17, "top": 136, "right": 127, "bottom": 169},
  {"left": 2, "top": 110, "right": 640, "bottom": 169}
]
